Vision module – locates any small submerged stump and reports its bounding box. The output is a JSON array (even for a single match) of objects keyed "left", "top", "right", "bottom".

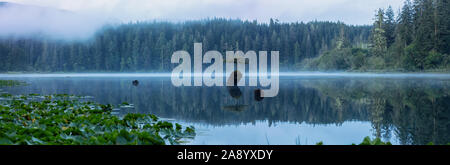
[
  {"left": 254, "top": 89, "right": 264, "bottom": 101},
  {"left": 132, "top": 80, "right": 139, "bottom": 86}
]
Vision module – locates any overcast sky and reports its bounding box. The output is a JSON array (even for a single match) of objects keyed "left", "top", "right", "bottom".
[{"left": 7, "top": 0, "right": 404, "bottom": 25}]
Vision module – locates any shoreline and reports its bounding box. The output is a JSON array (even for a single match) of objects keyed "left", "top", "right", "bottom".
[
  {"left": 1, "top": 71, "right": 450, "bottom": 78},
  {"left": 1, "top": 68, "right": 450, "bottom": 75}
]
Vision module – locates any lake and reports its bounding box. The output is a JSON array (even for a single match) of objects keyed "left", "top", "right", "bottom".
[{"left": 1, "top": 73, "right": 450, "bottom": 145}]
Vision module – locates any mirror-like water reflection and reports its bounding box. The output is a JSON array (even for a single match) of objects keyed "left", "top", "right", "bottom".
[{"left": 1, "top": 74, "right": 449, "bottom": 145}]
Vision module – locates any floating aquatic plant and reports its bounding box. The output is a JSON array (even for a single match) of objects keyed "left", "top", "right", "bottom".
[{"left": 0, "top": 94, "right": 195, "bottom": 145}]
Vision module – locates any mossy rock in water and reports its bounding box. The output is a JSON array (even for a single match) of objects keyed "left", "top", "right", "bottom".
[{"left": 0, "top": 94, "right": 195, "bottom": 145}]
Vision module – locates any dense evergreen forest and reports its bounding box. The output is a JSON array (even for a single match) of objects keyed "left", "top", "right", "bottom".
[
  {"left": 0, "top": 19, "right": 370, "bottom": 72},
  {"left": 303, "top": 0, "right": 450, "bottom": 71},
  {"left": 0, "top": 0, "right": 448, "bottom": 72}
]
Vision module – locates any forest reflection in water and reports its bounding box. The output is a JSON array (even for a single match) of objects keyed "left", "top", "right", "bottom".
[{"left": 1, "top": 74, "right": 450, "bottom": 145}]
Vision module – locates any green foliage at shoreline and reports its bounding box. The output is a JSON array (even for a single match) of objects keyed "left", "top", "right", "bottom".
[
  {"left": 0, "top": 94, "right": 195, "bottom": 145},
  {"left": 317, "top": 136, "right": 449, "bottom": 145},
  {"left": 314, "top": 137, "right": 392, "bottom": 145},
  {"left": 302, "top": 47, "right": 450, "bottom": 72},
  {"left": 301, "top": 48, "right": 370, "bottom": 71},
  {"left": 312, "top": 137, "right": 392, "bottom": 145},
  {"left": 357, "top": 137, "right": 392, "bottom": 145},
  {"left": 303, "top": 0, "right": 450, "bottom": 72}
]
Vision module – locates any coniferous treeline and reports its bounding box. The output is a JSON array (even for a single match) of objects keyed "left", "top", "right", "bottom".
[
  {"left": 304, "top": 0, "right": 450, "bottom": 71},
  {"left": 0, "top": 19, "right": 370, "bottom": 72},
  {"left": 1, "top": 0, "right": 448, "bottom": 72}
]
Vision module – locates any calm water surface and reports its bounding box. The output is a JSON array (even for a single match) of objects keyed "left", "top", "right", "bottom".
[{"left": 1, "top": 73, "right": 449, "bottom": 145}]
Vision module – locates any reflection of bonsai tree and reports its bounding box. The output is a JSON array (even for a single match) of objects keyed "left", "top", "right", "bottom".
[
  {"left": 224, "top": 70, "right": 247, "bottom": 112},
  {"left": 226, "top": 70, "right": 243, "bottom": 99}
]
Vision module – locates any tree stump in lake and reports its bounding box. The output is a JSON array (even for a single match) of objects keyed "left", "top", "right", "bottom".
[
  {"left": 132, "top": 80, "right": 139, "bottom": 86},
  {"left": 254, "top": 89, "right": 264, "bottom": 101}
]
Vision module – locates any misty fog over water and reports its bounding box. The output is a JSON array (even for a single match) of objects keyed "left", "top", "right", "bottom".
[{"left": 2, "top": 72, "right": 450, "bottom": 78}]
